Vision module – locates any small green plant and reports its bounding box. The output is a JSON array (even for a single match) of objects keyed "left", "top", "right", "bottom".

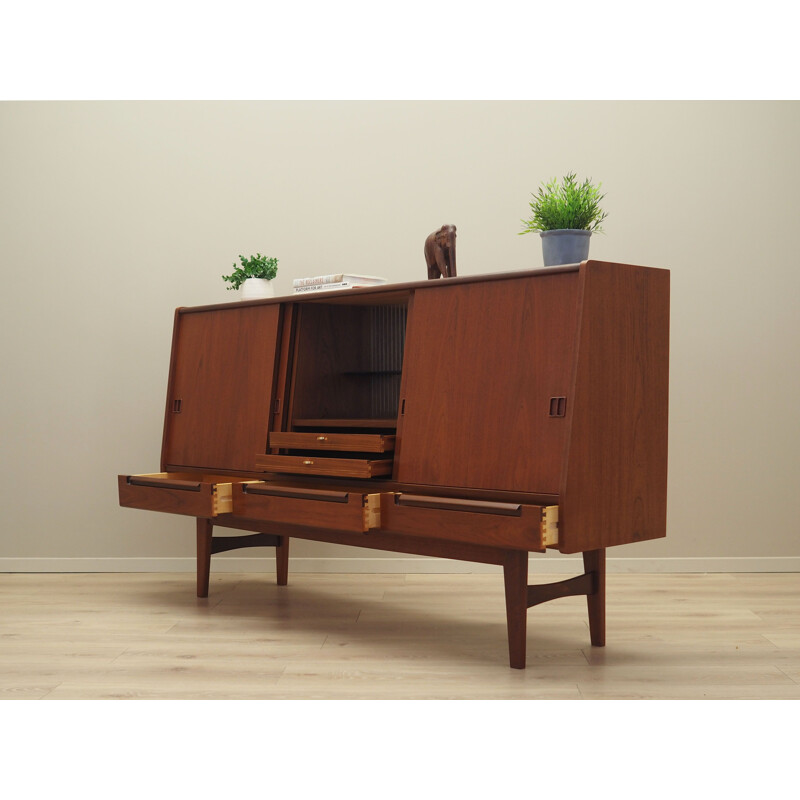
[
  {"left": 222, "top": 253, "right": 279, "bottom": 290},
  {"left": 520, "top": 172, "right": 607, "bottom": 234}
]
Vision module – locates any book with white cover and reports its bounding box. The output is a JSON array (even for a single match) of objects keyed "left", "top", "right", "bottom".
[
  {"left": 293, "top": 274, "right": 387, "bottom": 288},
  {"left": 293, "top": 281, "right": 380, "bottom": 294}
]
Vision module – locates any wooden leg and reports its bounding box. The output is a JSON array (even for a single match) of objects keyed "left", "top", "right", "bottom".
[
  {"left": 503, "top": 550, "right": 529, "bottom": 669},
  {"left": 276, "top": 536, "right": 289, "bottom": 586},
  {"left": 196, "top": 518, "right": 213, "bottom": 598},
  {"left": 582, "top": 548, "right": 606, "bottom": 646}
]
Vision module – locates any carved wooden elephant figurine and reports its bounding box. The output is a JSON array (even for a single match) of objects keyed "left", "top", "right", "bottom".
[{"left": 424, "top": 225, "right": 457, "bottom": 279}]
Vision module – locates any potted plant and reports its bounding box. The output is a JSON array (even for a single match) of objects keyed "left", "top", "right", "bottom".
[
  {"left": 520, "top": 172, "right": 607, "bottom": 266},
  {"left": 222, "top": 253, "right": 279, "bottom": 299}
]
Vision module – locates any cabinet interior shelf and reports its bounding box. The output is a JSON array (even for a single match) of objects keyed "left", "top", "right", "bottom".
[
  {"left": 342, "top": 370, "right": 403, "bottom": 376},
  {"left": 292, "top": 418, "right": 397, "bottom": 429}
]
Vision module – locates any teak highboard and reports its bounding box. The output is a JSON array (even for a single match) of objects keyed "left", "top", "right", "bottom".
[{"left": 118, "top": 260, "right": 669, "bottom": 668}]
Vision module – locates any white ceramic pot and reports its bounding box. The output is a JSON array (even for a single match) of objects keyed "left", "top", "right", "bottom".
[{"left": 240, "top": 278, "right": 275, "bottom": 300}]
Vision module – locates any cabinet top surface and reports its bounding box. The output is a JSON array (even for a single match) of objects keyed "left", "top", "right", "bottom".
[{"left": 178, "top": 260, "right": 668, "bottom": 314}]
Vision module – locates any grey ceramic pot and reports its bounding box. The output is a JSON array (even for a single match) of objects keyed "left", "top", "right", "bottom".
[{"left": 540, "top": 229, "right": 591, "bottom": 266}]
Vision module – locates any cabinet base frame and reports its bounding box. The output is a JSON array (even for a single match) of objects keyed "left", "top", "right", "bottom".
[
  {"left": 196, "top": 519, "right": 290, "bottom": 598},
  {"left": 192, "top": 516, "right": 605, "bottom": 669},
  {"left": 503, "top": 548, "right": 605, "bottom": 669}
]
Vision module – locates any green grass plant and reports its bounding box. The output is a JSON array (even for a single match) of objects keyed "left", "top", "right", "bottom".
[{"left": 520, "top": 172, "right": 607, "bottom": 234}]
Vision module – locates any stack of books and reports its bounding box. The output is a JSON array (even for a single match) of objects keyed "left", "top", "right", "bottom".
[{"left": 293, "top": 274, "right": 387, "bottom": 294}]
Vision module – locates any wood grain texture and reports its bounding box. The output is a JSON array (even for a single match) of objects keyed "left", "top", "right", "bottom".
[
  {"left": 396, "top": 495, "right": 523, "bottom": 515},
  {"left": 275, "top": 536, "right": 289, "bottom": 586},
  {"left": 163, "top": 304, "right": 282, "bottom": 472},
  {"left": 395, "top": 272, "right": 579, "bottom": 493},
  {"left": 196, "top": 518, "right": 212, "bottom": 598},
  {"left": 288, "top": 303, "right": 407, "bottom": 424},
  {"left": 503, "top": 550, "right": 529, "bottom": 668},
  {"left": 289, "top": 303, "right": 364, "bottom": 422},
  {"left": 583, "top": 548, "right": 606, "bottom": 645},
  {"left": 178, "top": 265, "right": 579, "bottom": 314},
  {"left": 269, "top": 432, "right": 395, "bottom": 452},
  {"left": 233, "top": 482, "right": 374, "bottom": 532},
  {"left": 255, "top": 454, "right": 393, "bottom": 478},
  {"left": 119, "top": 473, "right": 256, "bottom": 517},
  {"left": 526, "top": 572, "right": 595, "bottom": 608},
  {"left": 290, "top": 419, "right": 398, "bottom": 429},
  {"left": 382, "top": 495, "right": 546, "bottom": 551},
  {"left": 209, "top": 533, "right": 282, "bottom": 554},
  {"left": 117, "top": 261, "right": 672, "bottom": 672},
  {"left": 270, "top": 303, "right": 296, "bottom": 439},
  {"left": 560, "top": 261, "right": 670, "bottom": 552},
  {"left": 159, "top": 307, "right": 185, "bottom": 472},
  {"left": 213, "top": 515, "right": 510, "bottom": 565},
  {"left": 119, "top": 474, "right": 218, "bottom": 517}
]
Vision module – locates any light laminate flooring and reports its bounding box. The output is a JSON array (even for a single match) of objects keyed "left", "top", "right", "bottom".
[{"left": 1, "top": 571, "right": 799, "bottom": 699}]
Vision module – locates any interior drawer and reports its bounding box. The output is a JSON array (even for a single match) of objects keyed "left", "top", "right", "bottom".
[
  {"left": 118, "top": 472, "right": 256, "bottom": 517},
  {"left": 254, "top": 454, "right": 393, "bottom": 479},
  {"left": 269, "top": 432, "right": 396, "bottom": 453},
  {"left": 234, "top": 482, "right": 382, "bottom": 532},
  {"left": 380, "top": 493, "right": 559, "bottom": 551}
]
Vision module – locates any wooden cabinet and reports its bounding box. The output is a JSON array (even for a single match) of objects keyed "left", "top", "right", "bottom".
[
  {"left": 288, "top": 301, "right": 407, "bottom": 428},
  {"left": 118, "top": 473, "right": 258, "bottom": 517},
  {"left": 382, "top": 494, "right": 558, "bottom": 551},
  {"left": 162, "top": 304, "right": 282, "bottom": 472},
  {"left": 395, "top": 272, "right": 578, "bottom": 494},
  {"left": 119, "top": 261, "right": 670, "bottom": 668},
  {"left": 233, "top": 482, "right": 382, "bottom": 533}
]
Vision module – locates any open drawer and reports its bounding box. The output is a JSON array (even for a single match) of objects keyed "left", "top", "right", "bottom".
[
  {"left": 269, "top": 432, "right": 395, "bottom": 453},
  {"left": 233, "top": 482, "right": 382, "bottom": 532},
  {"left": 380, "top": 493, "right": 559, "bottom": 551},
  {"left": 254, "top": 454, "right": 393, "bottom": 479},
  {"left": 118, "top": 472, "right": 258, "bottom": 517}
]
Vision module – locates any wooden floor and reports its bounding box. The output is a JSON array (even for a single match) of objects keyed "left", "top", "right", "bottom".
[{"left": 1, "top": 571, "right": 799, "bottom": 699}]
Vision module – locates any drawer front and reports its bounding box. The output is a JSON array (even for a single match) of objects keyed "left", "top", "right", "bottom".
[
  {"left": 380, "top": 493, "right": 558, "bottom": 551},
  {"left": 234, "top": 482, "right": 382, "bottom": 532},
  {"left": 269, "top": 432, "right": 396, "bottom": 453},
  {"left": 254, "top": 454, "right": 393, "bottom": 479},
  {"left": 118, "top": 473, "right": 252, "bottom": 517}
]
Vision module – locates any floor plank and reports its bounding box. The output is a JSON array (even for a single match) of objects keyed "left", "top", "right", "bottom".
[{"left": 1, "top": 572, "right": 799, "bottom": 699}]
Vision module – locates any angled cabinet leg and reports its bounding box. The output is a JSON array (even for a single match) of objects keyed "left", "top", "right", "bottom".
[
  {"left": 582, "top": 548, "right": 606, "bottom": 646},
  {"left": 276, "top": 536, "right": 290, "bottom": 586},
  {"left": 196, "top": 518, "right": 213, "bottom": 598},
  {"left": 504, "top": 547, "right": 605, "bottom": 667},
  {"left": 503, "top": 550, "right": 529, "bottom": 669},
  {"left": 195, "top": 522, "right": 287, "bottom": 597}
]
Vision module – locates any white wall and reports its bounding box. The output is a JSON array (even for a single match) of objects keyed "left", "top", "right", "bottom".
[{"left": 1, "top": 101, "right": 798, "bottom": 572}]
